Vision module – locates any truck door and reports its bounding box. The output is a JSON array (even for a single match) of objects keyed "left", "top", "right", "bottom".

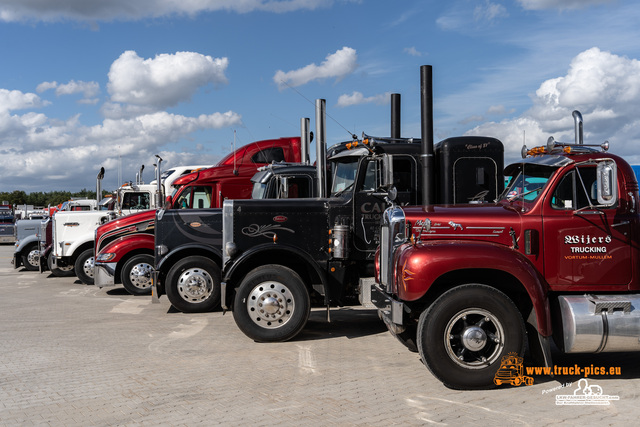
[
  {"left": 542, "top": 164, "right": 632, "bottom": 287},
  {"left": 352, "top": 155, "right": 418, "bottom": 257}
]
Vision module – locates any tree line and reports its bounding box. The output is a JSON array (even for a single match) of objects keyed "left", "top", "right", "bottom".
[{"left": 0, "top": 189, "right": 105, "bottom": 207}]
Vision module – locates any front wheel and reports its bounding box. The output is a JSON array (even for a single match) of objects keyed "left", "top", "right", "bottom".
[
  {"left": 121, "top": 254, "right": 154, "bottom": 296},
  {"left": 417, "top": 284, "right": 525, "bottom": 390},
  {"left": 21, "top": 243, "right": 40, "bottom": 271},
  {"left": 232, "top": 265, "right": 310, "bottom": 342},
  {"left": 48, "top": 253, "right": 75, "bottom": 277},
  {"left": 74, "top": 248, "right": 95, "bottom": 285},
  {"left": 165, "top": 256, "right": 220, "bottom": 312}
]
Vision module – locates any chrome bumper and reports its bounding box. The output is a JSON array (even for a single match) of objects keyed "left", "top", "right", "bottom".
[
  {"left": 94, "top": 262, "right": 117, "bottom": 288},
  {"left": 370, "top": 282, "right": 405, "bottom": 326}
]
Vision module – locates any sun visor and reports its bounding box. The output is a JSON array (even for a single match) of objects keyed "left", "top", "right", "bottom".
[{"left": 328, "top": 146, "right": 369, "bottom": 160}]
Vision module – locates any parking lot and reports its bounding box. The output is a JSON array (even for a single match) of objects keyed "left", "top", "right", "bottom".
[{"left": 1, "top": 243, "right": 639, "bottom": 426}]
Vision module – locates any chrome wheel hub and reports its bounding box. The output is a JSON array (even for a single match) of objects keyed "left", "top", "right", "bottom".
[
  {"left": 129, "top": 262, "right": 154, "bottom": 289},
  {"left": 83, "top": 256, "right": 94, "bottom": 278},
  {"left": 444, "top": 309, "right": 504, "bottom": 369},
  {"left": 27, "top": 250, "right": 40, "bottom": 267},
  {"left": 177, "top": 268, "right": 213, "bottom": 302},
  {"left": 246, "top": 281, "right": 294, "bottom": 329}
]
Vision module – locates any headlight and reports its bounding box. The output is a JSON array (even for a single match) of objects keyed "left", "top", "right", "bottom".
[{"left": 96, "top": 253, "right": 116, "bottom": 262}]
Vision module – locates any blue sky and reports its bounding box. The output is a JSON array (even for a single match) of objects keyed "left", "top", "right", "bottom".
[{"left": 1, "top": 0, "right": 640, "bottom": 192}]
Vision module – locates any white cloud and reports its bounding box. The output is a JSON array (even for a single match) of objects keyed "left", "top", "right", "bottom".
[
  {"left": 465, "top": 48, "right": 640, "bottom": 163},
  {"left": 517, "top": 0, "right": 612, "bottom": 11},
  {"left": 106, "top": 51, "right": 229, "bottom": 115},
  {"left": 36, "top": 80, "right": 100, "bottom": 105},
  {"left": 437, "top": 0, "right": 507, "bottom": 31},
  {"left": 0, "top": 109, "right": 242, "bottom": 190},
  {"left": 36, "top": 81, "right": 58, "bottom": 93},
  {"left": 0, "top": 49, "right": 243, "bottom": 192},
  {"left": 0, "top": 89, "right": 48, "bottom": 113},
  {"left": 474, "top": 1, "right": 508, "bottom": 23},
  {"left": 0, "top": 0, "right": 332, "bottom": 23},
  {"left": 56, "top": 80, "right": 100, "bottom": 98},
  {"left": 274, "top": 47, "right": 357, "bottom": 90},
  {"left": 336, "top": 91, "right": 390, "bottom": 107},
  {"left": 404, "top": 47, "right": 423, "bottom": 57}
]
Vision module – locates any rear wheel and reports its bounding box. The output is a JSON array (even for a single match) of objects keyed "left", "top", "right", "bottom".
[
  {"left": 121, "top": 254, "right": 154, "bottom": 296},
  {"left": 74, "top": 248, "right": 95, "bottom": 285},
  {"left": 48, "top": 253, "right": 75, "bottom": 277},
  {"left": 233, "top": 265, "right": 310, "bottom": 342},
  {"left": 417, "top": 284, "right": 525, "bottom": 390},
  {"left": 165, "top": 256, "right": 220, "bottom": 312},
  {"left": 21, "top": 243, "right": 40, "bottom": 271}
]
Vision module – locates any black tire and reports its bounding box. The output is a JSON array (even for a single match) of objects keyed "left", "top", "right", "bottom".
[
  {"left": 121, "top": 254, "right": 154, "bottom": 296},
  {"left": 165, "top": 256, "right": 221, "bottom": 313},
  {"left": 74, "top": 248, "right": 95, "bottom": 285},
  {"left": 48, "top": 253, "right": 75, "bottom": 277},
  {"left": 21, "top": 243, "right": 40, "bottom": 271},
  {"left": 417, "top": 284, "right": 525, "bottom": 390},
  {"left": 232, "top": 265, "right": 310, "bottom": 343}
]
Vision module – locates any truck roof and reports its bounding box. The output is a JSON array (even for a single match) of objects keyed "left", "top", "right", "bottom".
[
  {"left": 251, "top": 164, "right": 317, "bottom": 184},
  {"left": 216, "top": 137, "right": 301, "bottom": 166},
  {"left": 172, "top": 137, "right": 303, "bottom": 188}
]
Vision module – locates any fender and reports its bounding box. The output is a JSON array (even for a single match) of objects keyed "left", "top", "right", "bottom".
[
  {"left": 98, "top": 234, "right": 154, "bottom": 263},
  {"left": 156, "top": 243, "right": 223, "bottom": 274},
  {"left": 15, "top": 234, "right": 39, "bottom": 253},
  {"left": 59, "top": 233, "right": 94, "bottom": 259},
  {"left": 397, "top": 240, "right": 552, "bottom": 336},
  {"left": 221, "top": 242, "right": 329, "bottom": 309}
]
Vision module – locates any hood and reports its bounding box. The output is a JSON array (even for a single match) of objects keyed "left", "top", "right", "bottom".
[
  {"left": 403, "top": 203, "right": 522, "bottom": 247},
  {"left": 95, "top": 209, "right": 154, "bottom": 239}
]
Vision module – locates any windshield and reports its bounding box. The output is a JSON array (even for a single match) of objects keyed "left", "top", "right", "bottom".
[
  {"left": 159, "top": 169, "right": 175, "bottom": 181},
  {"left": 330, "top": 159, "right": 359, "bottom": 196},
  {"left": 502, "top": 165, "right": 557, "bottom": 203},
  {"left": 252, "top": 182, "right": 268, "bottom": 199}
]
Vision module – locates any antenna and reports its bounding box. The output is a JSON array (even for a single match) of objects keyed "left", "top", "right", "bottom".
[{"left": 233, "top": 130, "right": 238, "bottom": 176}]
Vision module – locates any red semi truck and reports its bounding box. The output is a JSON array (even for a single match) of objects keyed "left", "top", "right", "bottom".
[
  {"left": 373, "top": 110, "right": 640, "bottom": 389},
  {"left": 94, "top": 137, "right": 303, "bottom": 295}
]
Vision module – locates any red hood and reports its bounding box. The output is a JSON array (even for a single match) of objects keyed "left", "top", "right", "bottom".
[
  {"left": 403, "top": 203, "right": 522, "bottom": 247},
  {"left": 95, "top": 209, "right": 155, "bottom": 241}
]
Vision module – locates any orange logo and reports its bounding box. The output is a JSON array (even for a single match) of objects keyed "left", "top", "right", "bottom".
[{"left": 493, "top": 353, "right": 534, "bottom": 387}]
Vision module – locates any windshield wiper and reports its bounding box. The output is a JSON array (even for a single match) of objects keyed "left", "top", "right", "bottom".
[{"left": 332, "top": 182, "right": 354, "bottom": 197}]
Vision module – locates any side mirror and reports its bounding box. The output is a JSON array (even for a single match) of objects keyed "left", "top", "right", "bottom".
[
  {"left": 278, "top": 176, "right": 289, "bottom": 199},
  {"left": 381, "top": 154, "right": 394, "bottom": 189},
  {"left": 596, "top": 160, "right": 617, "bottom": 206}
]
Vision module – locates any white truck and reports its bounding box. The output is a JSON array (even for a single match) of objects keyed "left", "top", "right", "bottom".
[
  {"left": 13, "top": 199, "right": 97, "bottom": 271},
  {"left": 51, "top": 160, "right": 204, "bottom": 285}
]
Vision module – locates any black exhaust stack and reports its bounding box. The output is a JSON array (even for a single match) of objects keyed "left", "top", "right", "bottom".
[
  {"left": 391, "top": 93, "right": 401, "bottom": 139},
  {"left": 420, "top": 65, "right": 435, "bottom": 206}
]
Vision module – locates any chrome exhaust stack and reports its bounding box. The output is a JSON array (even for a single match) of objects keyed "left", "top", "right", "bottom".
[
  {"left": 573, "top": 110, "right": 583, "bottom": 145},
  {"left": 315, "top": 99, "right": 327, "bottom": 198},
  {"left": 96, "top": 167, "right": 105, "bottom": 210},
  {"left": 154, "top": 155, "right": 163, "bottom": 208},
  {"left": 300, "top": 118, "right": 311, "bottom": 165}
]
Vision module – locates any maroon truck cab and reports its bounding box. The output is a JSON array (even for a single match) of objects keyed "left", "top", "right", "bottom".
[
  {"left": 374, "top": 112, "right": 640, "bottom": 389},
  {"left": 94, "top": 137, "right": 302, "bottom": 295}
]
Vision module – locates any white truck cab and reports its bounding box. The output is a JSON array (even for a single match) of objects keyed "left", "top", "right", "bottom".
[{"left": 51, "top": 158, "right": 184, "bottom": 285}]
